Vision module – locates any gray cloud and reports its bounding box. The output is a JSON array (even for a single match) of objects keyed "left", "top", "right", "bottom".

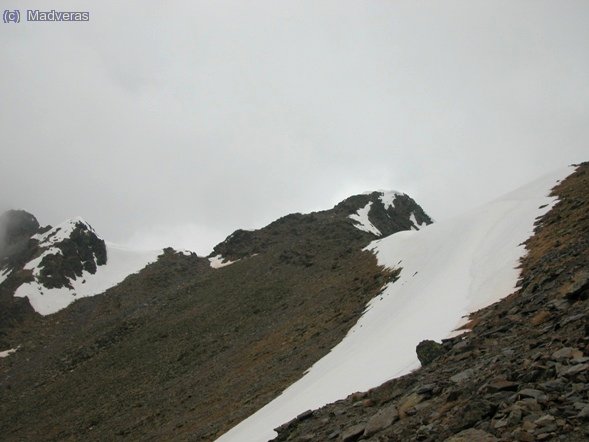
[{"left": 1, "top": 1, "right": 588, "bottom": 255}]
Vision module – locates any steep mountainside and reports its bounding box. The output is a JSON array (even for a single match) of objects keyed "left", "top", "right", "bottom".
[
  {"left": 219, "top": 167, "right": 572, "bottom": 441},
  {"left": 270, "top": 162, "right": 589, "bottom": 441},
  {"left": 0, "top": 191, "right": 429, "bottom": 441}
]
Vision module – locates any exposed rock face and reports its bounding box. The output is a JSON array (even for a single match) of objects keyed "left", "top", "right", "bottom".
[
  {"left": 338, "top": 191, "right": 433, "bottom": 237},
  {"left": 33, "top": 219, "right": 107, "bottom": 289},
  {"left": 271, "top": 163, "right": 589, "bottom": 441},
  {"left": 211, "top": 191, "right": 432, "bottom": 262},
  {"left": 0, "top": 216, "right": 107, "bottom": 290}
]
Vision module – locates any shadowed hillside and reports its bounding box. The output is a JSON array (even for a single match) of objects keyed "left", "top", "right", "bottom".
[{"left": 0, "top": 192, "right": 429, "bottom": 441}]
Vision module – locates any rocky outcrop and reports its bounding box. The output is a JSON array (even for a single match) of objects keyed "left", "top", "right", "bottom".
[
  {"left": 272, "top": 162, "right": 589, "bottom": 441},
  {"left": 337, "top": 191, "right": 433, "bottom": 237},
  {"left": 34, "top": 220, "right": 107, "bottom": 289},
  {"left": 416, "top": 340, "right": 446, "bottom": 366},
  {"left": 0, "top": 216, "right": 107, "bottom": 291},
  {"left": 211, "top": 191, "right": 431, "bottom": 262}
]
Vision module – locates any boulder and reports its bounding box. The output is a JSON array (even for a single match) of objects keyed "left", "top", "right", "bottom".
[{"left": 416, "top": 340, "right": 445, "bottom": 366}]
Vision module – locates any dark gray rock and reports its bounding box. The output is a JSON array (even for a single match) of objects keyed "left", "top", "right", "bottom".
[
  {"left": 485, "top": 379, "right": 520, "bottom": 392},
  {"left": 578, "top": 405, "right": 589, "bottom": 419},
  {"left": 450, "top": 368, "right": 475, "bottom": 384},
  {"left": 341, "top": 423, "right": 365, "bottom": 442},
  {"left": 563, "top": 269, "right": 589, "bottom": 300},
  {"left": 551, "top": 347, "right": 583, "bottom": 360},
  {"left": 416, "top": 340, "right": 446, "bottom": 366},
  {"left": 562, "top": 363, "right": 588, "bottom": 377},
  {"left": 518, "top": 388, "right": 545, "bottom": 400},
  {"left": 363, "top": 405, "right": 398, "bottom": 437}
]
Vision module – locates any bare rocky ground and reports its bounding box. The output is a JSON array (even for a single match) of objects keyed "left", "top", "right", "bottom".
[{"left": 272, "top": 163, "right": 589, "bottom": 442}]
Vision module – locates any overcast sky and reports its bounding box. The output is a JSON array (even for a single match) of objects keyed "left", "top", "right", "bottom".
[{"left": 1, "top": 1, "right": 588, "bottom": 255}]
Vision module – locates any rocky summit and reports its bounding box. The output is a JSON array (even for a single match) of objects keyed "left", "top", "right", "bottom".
[{"left": 0, "top": 190, "right": 429, "bottom": 441}]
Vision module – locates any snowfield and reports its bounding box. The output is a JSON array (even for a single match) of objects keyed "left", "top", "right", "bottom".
[
  {"left": 14, "top": 242, "right": 162, "bottom": 316},
  {"left": 217, "top": 166, "right": 573, "bottom": 442}
]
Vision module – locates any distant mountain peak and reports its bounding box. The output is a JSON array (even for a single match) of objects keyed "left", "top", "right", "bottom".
[
  {"left": 0, "top": 212, "right": 161, "bottom": 316},
  {"left": 32, "top": 217, "right": 100, "bottom": 247},
  {"left": 27, "top": 217, "right": 107, "bottom": 290}
]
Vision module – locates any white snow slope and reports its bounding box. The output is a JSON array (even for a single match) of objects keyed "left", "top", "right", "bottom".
[
  {"left": 12, "top": 219, "right": 163, "bottom": 315},
  {"left": 217, "top": 166, "right": 573, "bottom": 442}
]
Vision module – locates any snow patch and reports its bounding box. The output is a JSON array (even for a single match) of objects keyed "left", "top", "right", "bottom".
[
  {"left": 349, "top": 202, "right": 381, "bottom": 236},
  {"left": 209, "top": 254, "right": 238, "bottom": 269},
  {"left": 379, "top": 190, "right": 404, "bottom": 210},
  {"left": 216, "top": 166, "right": 573, "bottom": 442},
  {"left": 0, "top": 267, "right": 11, "bottom": 286},
  {"left": 0, "top": 346, "right": 19, "bottom": 358},
  {"left": 409, "top": 212, "right": 428, "bottom": 231},
  {"left": 14, "top": 243, "right": 161, "bottom": 316}
]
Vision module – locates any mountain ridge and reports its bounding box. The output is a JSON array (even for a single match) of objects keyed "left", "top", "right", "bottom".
[
  {"left": 268, "top": 162, "right": 589, "bottom": 441},
  {"left": 216, "top": 166, "right": 575, "bottom": 441},
  {"left": 0, "top": 188, "right": 430, "bottom": 441}
]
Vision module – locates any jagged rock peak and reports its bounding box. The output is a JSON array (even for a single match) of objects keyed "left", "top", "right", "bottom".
[
  {"left": 28, "top": 217, "right": 107, "bottom": 290},
  {"left": 0, "top": 213, "right": 108, "bottom": 294},
  {"left": 337, "top": 190, "right": 433, "bottom": 237},
  {"left": 32, "top": 217, "right": 100, "bottom": 246}
]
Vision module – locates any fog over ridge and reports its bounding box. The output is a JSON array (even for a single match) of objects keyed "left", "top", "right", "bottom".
[{"left": 1, "top": 1, "right": 588, "bottom": 255}]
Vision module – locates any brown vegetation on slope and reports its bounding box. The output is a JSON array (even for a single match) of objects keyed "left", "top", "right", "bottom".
[{"left": 0, "top": 195, "right": 423, "bottom": 441}]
